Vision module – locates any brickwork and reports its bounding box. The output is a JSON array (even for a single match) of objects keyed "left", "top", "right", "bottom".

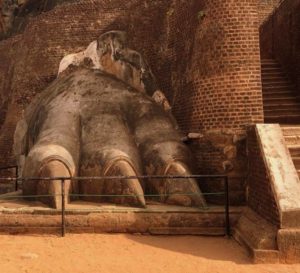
[
  {"left": 169, "top": 0, "right": 263, "bottom": 198},
  {"left": 247, "top": 126, "right": 280, "bottom": 227},
  {"left": 258, "top": 0, "right": 282, "bottom": 24},
  {"left": 188, "top": 131, "right": 248, "bottom": 205},
  {"left": 0, "top": 0, "right": 264, "bottom": 206},
  {"left": 172, "top": 0, "right": 263, "bottom": 133},
  {"left": 1, "top": 0, "right": 264, "bottom": 135},
  {"left": 0, "top": 0, "right": 203, "bottom": 166},
  {"left": 0, "top": 0, "right": 173, "bottom": 165},
  {"left": 260, "top": 0, "right": 300, "bottom": 90}
]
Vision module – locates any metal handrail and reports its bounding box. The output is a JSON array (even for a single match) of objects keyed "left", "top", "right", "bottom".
[{"left": 0, "top": 175, "right": 230, "bottom": 237}]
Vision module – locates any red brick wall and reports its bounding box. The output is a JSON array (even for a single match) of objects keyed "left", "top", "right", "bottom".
[
  {"left": 189, "top": 134, "right": 248, "bottom": 206},
  {"left": 0, "top": 0, "right": 206, "bottom": 166},
  {"left": 0, "top": 0, "right": 264, "bottom": 206},
  {"left": 247, "top": 126, "right": 280, "bottom": 226},
  {"left": 172, "top": 0, "right": 263, "bottom": 133},
  {"left": 258, "top": 0, "right": 282, "bottom": 24},
  {"left": 169, "top": 0, "right": 263, "bottom": 204},
  {"left": 260, "top": 0, "right": 300, "bottom": 90},
  {"left": 0, "top": 0, "right": 174, "bottom": 165}
]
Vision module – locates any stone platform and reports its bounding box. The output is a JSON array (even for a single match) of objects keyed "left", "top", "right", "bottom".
[{"left": 0, "top": 191, "right": 243, "bottom": 235}]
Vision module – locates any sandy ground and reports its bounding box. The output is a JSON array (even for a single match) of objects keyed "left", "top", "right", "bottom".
[{"left": 0, "top": 234, "right": 299, "bottom": 273}]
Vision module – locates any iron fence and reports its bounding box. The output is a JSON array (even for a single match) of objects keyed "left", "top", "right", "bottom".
[{"left": 0, "top": 175, "right": 230, "bottom": 237}]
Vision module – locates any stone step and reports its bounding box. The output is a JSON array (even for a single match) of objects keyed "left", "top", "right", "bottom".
[
  {"left": 263, "top": 87, "right": 296, "bottom": 93},
  {"left": 261, "top": 70, "right": 285, "bottom": 76},
  {"left": 264, "top": 103, "right": 300, "bottom": 111},
  {"left": 261, "top": 76, "right": 289, "bottom": 83},
  {"left": 261, "top": 67, "right": 282, "bottom": 73},
  {"left": 262, "top": 91, "right": 296, "bottom": 99},
  {"left": 291, "top": 157, "right": 300, "bottom": 169},
  {"left": 281, "top": 126, "right": 300, "bottom": 136},
  {"left": 287, "top": 145, "right": 300, "bottom": 157},
  {"left": 264, "top": 109, "right": 300, "bottom": 117},
  {"left": 263, "top": 85, "right": 296, "bottom": 91},
  {"left": 262, "top": 81, "right": 293, "bottom": 87},
  {"left": 261, "top": 59, "right": 280, "bottom": 64},
  {"left": 263, "top": 97, "right": 300, "bottom": 105},
  {"left": 286, "top": 135, "right": 300, "bottom": 145},
  {"left": 261, "top": 58, "right": 277, "bottom": 62},
  {"left": 263, "top": 90, "right": 295, "bottom": 97},
  {"left": 265, "top": 115, "right": 300, "bottom": 124},
  {"left": 261, "top": 56, "right": 299, "bottom": 125},
  {"left": 0, "top": 201, "right": 244, "bottom": 235},
  {"left": 261, "top": 63, "right": 281, "bottom": 69}
]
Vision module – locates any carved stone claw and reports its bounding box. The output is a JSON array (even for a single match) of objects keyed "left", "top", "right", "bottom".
[
  {"left": 104, "top": 159, "right": 146, "bottom": 208},
  {"left": 164, "top": 162, "right": 207, "bottom": 207}
]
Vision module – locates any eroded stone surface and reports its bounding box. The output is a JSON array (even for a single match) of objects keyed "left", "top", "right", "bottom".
[
  {"left": 278, "top": 229, "right": 300, "bottom": 263},
  {"left": 0, "top": 199, "right": 242, "bottom": 235},
  {"left": 14, "top": 31, "right": 206, "bottom": 208},
  {"left": 256, "top": 124, "right": 300, "bottom": 227}
]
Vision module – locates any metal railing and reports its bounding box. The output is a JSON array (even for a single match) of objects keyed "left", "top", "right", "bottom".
[{"left": 0, "top": 175, "right": 230, "bottom": 237}]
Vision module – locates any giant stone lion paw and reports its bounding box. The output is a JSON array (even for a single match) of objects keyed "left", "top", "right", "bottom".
[{"left": 14, "top": 31, "right": 206, "bottom": 208}]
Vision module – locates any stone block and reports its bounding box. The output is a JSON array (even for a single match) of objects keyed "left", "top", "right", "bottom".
[{"left": 278, "top": 229, "right": 300, "bottom": 263}]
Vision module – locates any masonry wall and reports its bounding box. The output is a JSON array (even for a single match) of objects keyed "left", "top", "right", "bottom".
[
  {"left": 170, "top": 0, "right": 263, "bottom": 204},
  {"left": 258, "top": 0, "right": 283, "bottom": 24},
  {"left": 0, "top": 0, "right": 174, "bottom": 166},
  {"left": 0, "top": 0, "right": 204, "bottom": 166},
  {"left": 247, "top": 126, "right": 280, "bottom": 227},
  {"left": 0, "top": 0, "right": 264, "bottom": 205},
  {"left": 173, "top": 0, "right": 263, "bottom": 132},
  {"left": 260, "top": 0, "right": 300, "bottom": 90}
]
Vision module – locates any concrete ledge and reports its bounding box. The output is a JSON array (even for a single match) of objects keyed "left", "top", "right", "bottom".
[
  {"left": 233, "top": 208, "right": 279, "bottom": 263},
  {"left": 256, "top": 124, "right": 300, "bottom": 228},
  {"left": 234, "top": 208, "right": 300, "bottom": 263},
  {"left": 234, "top": 228, "right": 280, "bottom": 263},
  {"left": 0, "top": 200, "right": 243, "bottom": 235},
  {"left": 278, "top": 229, "right": 300, "bottom": 263},
  {"left": 282, "top": 210, "right": 300, "bottom": 229}
]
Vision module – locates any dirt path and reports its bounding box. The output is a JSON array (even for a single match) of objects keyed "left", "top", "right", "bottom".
[{"left": 0, "top": 234, "right": 299, "bottom": 273}]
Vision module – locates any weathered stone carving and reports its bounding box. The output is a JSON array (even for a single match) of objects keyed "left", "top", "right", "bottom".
[
  {"left": 0, "top": 0, "right": 18, "bottom": 34},
  {"left": 14, "top": 31, "right": 206, "bottom": 208}
]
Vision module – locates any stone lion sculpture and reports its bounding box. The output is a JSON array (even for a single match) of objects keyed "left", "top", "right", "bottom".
[{"left": 14, "top": 31, "right": 206, "bottom": 208}]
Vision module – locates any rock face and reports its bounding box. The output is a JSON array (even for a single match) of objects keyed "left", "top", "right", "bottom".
[
  {"left": 14, "top": 31, "right": 206, "bottom": 208},
  {"left": 0, "top": 0, "right": 64, "bottom": 37},
  {"left": 0, "top": 0, "right": 18, "bottom": 35}
]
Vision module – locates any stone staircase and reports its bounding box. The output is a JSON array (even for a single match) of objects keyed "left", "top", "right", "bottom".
[
  {"left": 262, "top": 59, "right": 300, "bottom": 124},
  {"left": 282, "top": 126, "right": 300, "bottom": 177},
  {"left": 262, "top": 59, "right": 300, "bottom": 177}
]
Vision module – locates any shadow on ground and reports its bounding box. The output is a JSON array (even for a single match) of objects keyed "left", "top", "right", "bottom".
[{"left": 125, "top": 234, "right": 251, "bottom": 264}]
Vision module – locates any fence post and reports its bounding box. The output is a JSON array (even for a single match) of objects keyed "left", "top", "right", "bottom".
[
  {"left": 224, "top": 176, "right": 230, "bottom": 237},
  {"left": 61, "top": 178, "right": 66, "bottom": 237}
]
